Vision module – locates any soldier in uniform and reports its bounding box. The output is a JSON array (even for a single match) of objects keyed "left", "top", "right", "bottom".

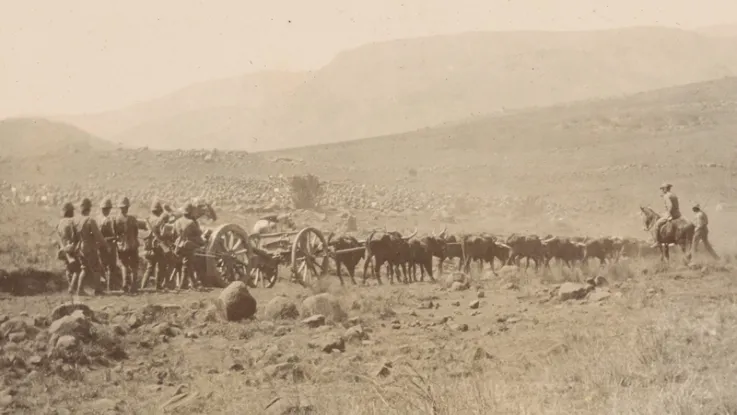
[
  {"left": 651, "top": 183, "right": 681, "bottom": 247},
  {"left": 692, "top": 204, "right": 720, "bottom": 260},
  {"left": 98, "top": 197, "right": 122, "bottom": 291},
  {"left": 173, "top": 202, "right": 207, "bottom": 290},
  {"left": 113, "top": 196, "right": 140, "bottom": 293},
  {"left": 141, "top": 200, "right": 172, "bottom": 291},
  {"left": 56, "top": 202, "right": 80, "bottom": 291},
  {"left": 74, "top": 198, "right": 108, "bottom": 295}
]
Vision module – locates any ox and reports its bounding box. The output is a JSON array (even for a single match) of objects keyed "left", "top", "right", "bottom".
[
  {"left": 433, "top": 228, "right": 464, "bottom": 274},
  {"left": 326, "top": 232, "right": 365, "bottom": 285},
  {"left": 363, "top": 228, "right": 417, "bottom": 284},
  {"left": 505, "top": 234, "right": 546, "bottom": 270},
  {"left": 408, "top": 234, "right": 443, "bottom": 282},
  {"left": 541, "top": 236, "right": 586, "bottom": 268}
]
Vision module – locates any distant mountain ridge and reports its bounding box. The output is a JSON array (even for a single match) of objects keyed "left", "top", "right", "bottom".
[
  {"left": 0, "top": 118, "right": 115, "bottom": 159},
  {"left": 54, "top": 26, "right": 737, "bottom": 152}
]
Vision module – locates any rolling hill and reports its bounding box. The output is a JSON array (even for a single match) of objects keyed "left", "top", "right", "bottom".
[
  {"left": 0, "top": 118, "right": 116, "bottom": 159},
  {"left": 5, "top": 77, "right": 737, "bottom": 241},
  {"left": 56, "top": 71, "right": 308, "bottom": 149},
  {"left": 697, "top": 23, "right": 737, "bottom": 37},
  {"left": 57, "top": 26, "right": 737, "bottom": 152}
]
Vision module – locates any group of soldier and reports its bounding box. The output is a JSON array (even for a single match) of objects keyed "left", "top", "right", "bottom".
[{"left": 55, "top": 197, "right": 208, "bottom": 296}]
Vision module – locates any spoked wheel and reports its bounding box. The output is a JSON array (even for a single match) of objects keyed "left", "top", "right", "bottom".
[
  {"left": 250, "top": 265, "right": 278, "bottom": 289},
  {"left": 291, "top": 227, "right": 329, "bottom": 286},
  {"left": 204, "top": 224, "right": 252, "bottom": 287}
]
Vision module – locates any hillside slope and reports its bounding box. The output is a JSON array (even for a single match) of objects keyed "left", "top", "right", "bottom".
[
  {"left": 57, "top": 71, "right": 308, "bottom": 148},
  {"left": 0, "top": 118, "right": 115, "bottom": 159},
  {"left": 4, "top": 77, "right": 737, "bottom": 240},
  {"left": 60, "top": 26, "right": 737, "bottom": 152}
]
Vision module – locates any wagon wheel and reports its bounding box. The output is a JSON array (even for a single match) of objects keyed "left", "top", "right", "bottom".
[
  {"left": 251, "top": 267, "right": 278, "bottom": 288},
  {"left": 249, "top": 253, "right": 279, "bottom": 289},
  {"left": 205, "top": 224, "right": 252, "bottom": 287},
  {"left": 291, "top": 227, "right": 329, "bottom": 285}
]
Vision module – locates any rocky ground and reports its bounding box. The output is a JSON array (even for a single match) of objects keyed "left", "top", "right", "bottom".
[{"left": 2, "top": 253, "right": 736, "bottom": 414}]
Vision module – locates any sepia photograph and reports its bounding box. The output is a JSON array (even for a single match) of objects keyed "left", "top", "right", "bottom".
[{"left": 1, "top": 1, "right": 737, "bottom": 413}]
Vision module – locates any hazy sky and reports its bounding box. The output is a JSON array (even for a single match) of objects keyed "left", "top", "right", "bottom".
[{"left": 1, "top": 0, "right": 735, "bottom": 117}]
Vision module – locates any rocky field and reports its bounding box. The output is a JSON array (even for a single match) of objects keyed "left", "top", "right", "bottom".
[{"left": 1, "top": 199, "right": 736, "bottom": 414}]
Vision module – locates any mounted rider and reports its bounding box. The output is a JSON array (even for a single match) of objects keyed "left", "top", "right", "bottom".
[{"left": 651, "top": 182, "right": 681, "bottom": 247}]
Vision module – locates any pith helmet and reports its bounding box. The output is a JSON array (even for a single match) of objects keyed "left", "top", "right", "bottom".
[
  {"left": 660, "top": 182, "right": 672, "bottom": 190},
  {"left": 62, "top": 202, "right": 74, "bottom": 214},
  {"left": 118, "top": 197, "right": 131, "bottom": 208},
  {"left": 100, "top": 198, "right": 113, "bottom": 209},
  {"left": 80, "top": 198, "right": 92, "bottom": 210},
  {"left": 693, "top": 203, "right": 701, "bottom": 210},
  {"left": 182, "top": 202, "right": 195, "bottom": 215},
  {"left": 151, "top": 200, "right": 163, "bottom": 213}
]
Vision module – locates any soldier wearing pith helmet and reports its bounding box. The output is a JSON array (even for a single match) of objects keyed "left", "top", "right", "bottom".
[
  {"left": 56, "top": 201, "right": 80, "bottom": 288},
  {"left": 172, "top": 201, "right": 207, "bottom": 290},
  {"left": 142, "top": 199, "right": 172, "bottom": 290},
  {"left": 72, "top": 198, "right": 107, "bottom": 296},
  {"left": 98, "top": 197, "right": 121, "bottom": 291},
  {"left": 113, "top": 196, "right": 140, "bottom": 293}
]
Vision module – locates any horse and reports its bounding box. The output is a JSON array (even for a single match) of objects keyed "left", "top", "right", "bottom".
[{"left": 639, "top": 206, "right": 694, "bottom": 264}]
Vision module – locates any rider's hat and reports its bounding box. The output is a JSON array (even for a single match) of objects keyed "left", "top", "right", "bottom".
[{"left": 660, "top": 182, "right": 672, "bottom": 190}]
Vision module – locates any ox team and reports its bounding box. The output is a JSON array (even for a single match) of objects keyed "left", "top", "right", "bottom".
[
  {"left": 54, "top": 185, "right": 721, "bottom": 294},
  {"left": 55, "top": 198, "right": 208, "bottom": 295}
]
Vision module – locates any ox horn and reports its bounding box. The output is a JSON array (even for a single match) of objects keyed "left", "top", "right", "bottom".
[
  {"left": 438, "top": 226, "right": 447, "bottom": 238},
  {"left": 403, "top": 227, "right": 418, "bottom": 240}
]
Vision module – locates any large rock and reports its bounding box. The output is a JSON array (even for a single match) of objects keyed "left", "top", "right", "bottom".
[
  {"left": 264, "top": 296, "right": 299, "bottom": 320},
  {"left": 48, "top": 310, "right": 92, "bottom": 345},
  {"left": 216, "top": 281, "right": 257, "bottom": 321},
  {"left": 444, "top": 272, "right": 470, "bottom": 291},
  {"left": 300, "top": 293, "right": 347, "bottom": 323},
  {"left": 50, "top": 303, "right": 95, "bottom": 322}
]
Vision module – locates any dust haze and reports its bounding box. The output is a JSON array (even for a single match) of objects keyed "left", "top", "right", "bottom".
[{"left": 1, "top": 1, "right": 737, "bottom": 414}]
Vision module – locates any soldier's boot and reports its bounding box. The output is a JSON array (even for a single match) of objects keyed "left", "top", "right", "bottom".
[
  {"left": 93, "top": 274, "right": 104, "bottom": 296},
  {"left": 121, "top": 266, "right": 130, "bottom": 293},
  {"left": 129, "top": 270, "right": 139, "bottom": 294},
  {"left": 75, "top": 270, "right": 87, "bottom": 296},
  {"left": 142, "top": 259, "right": 157, "bottom": 290},
  {"left": 67, "top": 271, "right": 77, "bottom": 294}
]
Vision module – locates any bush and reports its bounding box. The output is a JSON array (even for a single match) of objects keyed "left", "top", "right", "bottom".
[{"left": 289, "top": 174, "right": 323, "bottom": 209}]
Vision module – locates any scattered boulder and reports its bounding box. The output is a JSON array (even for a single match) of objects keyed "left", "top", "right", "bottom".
[
  {"left": 301, "top": 293, "right": 347, "bottom": 323},
  {"left": 444, "top": 272, "right": 470, "bottom": 291},
  {"left": 264, "top": 296, "right": 300, "bottom": 320},
  {"left": 319, "top": 334, "right": 345, "bottom": 353},
  {"left": 302, "top": 315, "right": 326, "bottom": 328},
  {"left": 558, "top": 282, "right": 593, "bottom": 301},
  {"left": 216, "top": 281, "right": 257, "bottom": 321},
  {"left": 343, "top": 325, "right": 368, "bottom": 344},
  {"left": 48, "top": 310, "right": 92, "bottom": 345},
  {"left": 50, "top": 303, "right": 95, "bottom": 322}
]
